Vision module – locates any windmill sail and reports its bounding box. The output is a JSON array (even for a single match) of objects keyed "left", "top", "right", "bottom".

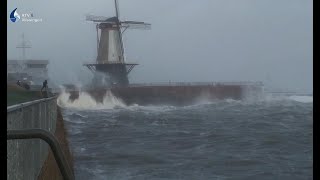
[
  {"left": 121, "top": 21, "right": 151, "bottom": 29},
  {"left": 86, "top": 14, "right": 111, "bottom": 22},
  {"left": 114, "top": 0, "right": 120, "bottom": 19},
  {"left": 113, "top": 0, "right": 125, "bottom": 63}
]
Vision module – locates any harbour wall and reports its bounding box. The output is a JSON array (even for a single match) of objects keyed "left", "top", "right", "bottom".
[
  {"left": 108, "top": 85, "right": 242, "bottom": 105},
  {"left": 67, "top": 83, "right": 263, "bottom": 105}
]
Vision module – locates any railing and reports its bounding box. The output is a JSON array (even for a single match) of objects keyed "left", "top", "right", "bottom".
[
  {"left": 129, "top": 81, "right": 264, "bottom": 87},
  {"left": 7, "top": 96, "right": 57, "bottom": 112},
  {"left": 7, "top": 96, "right": 58, "bottom": 180},
  {"left": 7, "top": 129, "right": 75, "bottom": 180}
]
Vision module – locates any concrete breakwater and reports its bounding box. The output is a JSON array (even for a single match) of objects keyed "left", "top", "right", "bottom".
[
  {"left": 7, "top": 96, "right": 74, "bottom": 180},
  {"left": 67, "top": 82, "right": 263, "bottom": 106}
]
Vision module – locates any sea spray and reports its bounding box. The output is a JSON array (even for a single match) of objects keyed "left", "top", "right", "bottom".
[
  {"left": 288, "top": 95, "right": 313, "bottom": 103},
  {"left": 57, "top": 88, "right": 126, "bottom": 110},
  {"left": 57, "top": 86, "right": 313, "bottom": 110}
]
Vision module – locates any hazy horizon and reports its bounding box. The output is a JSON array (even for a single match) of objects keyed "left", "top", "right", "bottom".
[{"left": 7, "top": 0, "right": 313, "bottom": 93}]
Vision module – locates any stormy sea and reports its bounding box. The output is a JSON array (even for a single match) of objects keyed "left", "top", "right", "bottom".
[{"left": 58, "top": 91, "right": 313, "bottom": 180}]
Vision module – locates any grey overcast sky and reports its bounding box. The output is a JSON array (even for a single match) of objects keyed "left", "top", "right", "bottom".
[{"left": 7, "top": 0, "right": 313, "bottom": 93}]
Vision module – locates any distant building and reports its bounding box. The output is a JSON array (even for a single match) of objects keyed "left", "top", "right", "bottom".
[{"left": 7, "top": 59, "right": 49, "bottom": 85}]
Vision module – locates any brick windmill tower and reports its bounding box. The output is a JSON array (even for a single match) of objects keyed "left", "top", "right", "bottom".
[{"left": 84, "top": 0, "right": 151, "bottom": 87}]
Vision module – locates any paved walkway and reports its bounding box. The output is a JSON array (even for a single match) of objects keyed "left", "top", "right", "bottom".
[{"left": 7, "top": 84, "right": 42, "bottom": 106}]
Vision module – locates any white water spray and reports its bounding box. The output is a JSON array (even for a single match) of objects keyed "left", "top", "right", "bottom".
[
  {"left": 262, "top": 93, "right": 313, "bottom": 103},
  {"left": 288, "top": 95, "right": 313, "bottom": 103},
  {"left": 57, "top": 88, "right": 126, "bottom": 110}
]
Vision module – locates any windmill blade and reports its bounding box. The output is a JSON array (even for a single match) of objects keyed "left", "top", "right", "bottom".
[
  {"left": 86, "top": 14, "right": 113, "bottom": 22},
  {"left": 114, "top": 0, "right": 120, "bottom": 19},
  {"left": 114, "top": 0, "right": 125, "bottom": 62},
  {"left": 121, "top": 21, "right": 151, "bottom": 30}
]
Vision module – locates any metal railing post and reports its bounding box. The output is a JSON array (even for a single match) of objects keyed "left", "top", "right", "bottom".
[{"left": 7, "top": 129, "right": 75, "bottom": 180}]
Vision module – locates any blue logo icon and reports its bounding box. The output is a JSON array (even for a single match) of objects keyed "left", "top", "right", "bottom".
[{"left": 10, "top": 8, "right": 21, "bottom": 22}]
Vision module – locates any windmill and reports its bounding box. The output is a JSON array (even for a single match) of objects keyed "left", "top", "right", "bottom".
[{"left": 84, "top": 0, "right": 151, "bottom": 86}]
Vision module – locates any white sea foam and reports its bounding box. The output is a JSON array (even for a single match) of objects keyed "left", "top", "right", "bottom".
[
  {"left": 57, "top": 88, "right": 126, "bottom": 110},
  {"left": 125, "top": 104, "right": 177, "bottom": 113},
  {"left": 252, "top": 93, "right": 313, "bottom": 104},
  {"left": 288, "top": 95, "right": 313, "bottom": 103}
]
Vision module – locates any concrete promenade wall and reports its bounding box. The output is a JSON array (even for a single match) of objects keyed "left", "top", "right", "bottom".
[
  {"left": 37, "top": 107, "right": 74, "bottom": 180},
  {"left": 7, "top": 97, "right": 57, "bottom": 180}
]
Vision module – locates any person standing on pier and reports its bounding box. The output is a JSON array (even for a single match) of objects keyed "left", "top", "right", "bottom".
[
  {"left": 41, "top": 80, "right": 48, "bottom": 98},
  {"left": 16, "top": 80, "right": 21, "bottom": 87}
]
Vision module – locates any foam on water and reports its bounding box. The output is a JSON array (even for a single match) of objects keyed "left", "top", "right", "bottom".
[
  {"left": 262, "top": 93, "right": 313, "bottom": 103},
  {"left": 288, "top": 95, "right": 313, "bottom": 103}
]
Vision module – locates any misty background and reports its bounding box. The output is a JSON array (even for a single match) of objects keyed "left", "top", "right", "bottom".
[{"left": 7, "top": 0, "right": 313, "bottom": 93}]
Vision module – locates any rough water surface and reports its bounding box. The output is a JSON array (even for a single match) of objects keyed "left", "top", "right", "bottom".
[{"left": 59, "top": 92, "right": 313, "bottom": 180}]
